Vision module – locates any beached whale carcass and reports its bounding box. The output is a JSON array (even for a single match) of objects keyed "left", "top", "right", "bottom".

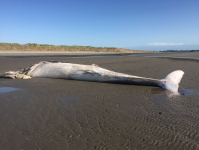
[{"left": 2, "top": 61, "right": 184, "bottom": 93}]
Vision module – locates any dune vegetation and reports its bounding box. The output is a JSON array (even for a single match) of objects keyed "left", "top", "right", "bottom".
[{"left": 0, "top": 42, "right": 149, "bottom": 53}]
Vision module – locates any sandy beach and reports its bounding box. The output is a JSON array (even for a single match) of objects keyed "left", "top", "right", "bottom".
[{"left": 1, "top": 52, "right": 199, "bottom": 150}]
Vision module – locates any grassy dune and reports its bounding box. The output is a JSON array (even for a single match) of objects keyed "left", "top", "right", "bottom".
[{"left": 0, "top": 43, "right": 149, "bottom": 53}]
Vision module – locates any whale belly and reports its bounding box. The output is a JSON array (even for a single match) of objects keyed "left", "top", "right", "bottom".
[{"left": 29, "top": 62, "right": 109, "bottom": 81}]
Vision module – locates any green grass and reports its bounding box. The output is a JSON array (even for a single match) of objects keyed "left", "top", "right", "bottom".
[{"left": 0, "top": 42, "right": 149, "bottom": 53}]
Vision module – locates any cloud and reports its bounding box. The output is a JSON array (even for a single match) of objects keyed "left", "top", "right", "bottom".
[{"left": 149, "top": 42, "right": 184, "bottom": 46}]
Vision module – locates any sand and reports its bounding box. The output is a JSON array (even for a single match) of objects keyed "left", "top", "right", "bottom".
[
  {"left": 0, "top": 52, "right": 199, "bottom": 150},
  {"left": 0, "top": 51, "right": 132, "bottom": 57}
]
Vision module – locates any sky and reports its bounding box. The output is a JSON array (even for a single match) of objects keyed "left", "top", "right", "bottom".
[{"left": 0, "top": 0, "right": 199, "bottom": 51}]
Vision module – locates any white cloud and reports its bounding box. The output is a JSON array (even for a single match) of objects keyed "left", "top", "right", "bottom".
[{"left": 149, "top": 42, "right": 184, "bottom": 46}]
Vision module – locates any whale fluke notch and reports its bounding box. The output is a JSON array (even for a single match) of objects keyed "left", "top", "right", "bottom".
[{"left": 158, "top": 70, "right": 184, "bottom": 93}]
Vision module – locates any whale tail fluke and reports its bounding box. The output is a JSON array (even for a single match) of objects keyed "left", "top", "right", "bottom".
[{"left": 159, "top": 70, "right": 184, "bottom": 93}]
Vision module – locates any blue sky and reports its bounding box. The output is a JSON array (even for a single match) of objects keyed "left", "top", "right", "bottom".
[{"left": 0, "top": 0, "right": 198, "bottom": 51}]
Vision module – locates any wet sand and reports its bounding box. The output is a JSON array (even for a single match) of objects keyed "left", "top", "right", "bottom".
[
  {"left": 0, "top": 51, "right": 134, "bottom": 58},
  {"left": 0, "top": 52, "right": 199, "bottom": 150}
]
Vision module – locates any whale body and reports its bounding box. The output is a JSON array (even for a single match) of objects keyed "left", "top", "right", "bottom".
[{"left": 2, "top": 61, "right": 184, "bottom": 93}]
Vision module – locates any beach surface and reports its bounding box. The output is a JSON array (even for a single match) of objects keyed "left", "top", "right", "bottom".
[{"left": 0, "top": 52, "right": 199, "bottom": 150}]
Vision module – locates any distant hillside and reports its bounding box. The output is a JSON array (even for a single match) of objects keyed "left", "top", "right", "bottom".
[
  {"left": 161, "top": 50, "right": 199, "bottom": 52},
  {"left": 0, "top": 43, "right": 149, "bottom": 53}
]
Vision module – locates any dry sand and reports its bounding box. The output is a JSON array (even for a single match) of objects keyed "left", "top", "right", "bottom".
[
  {"left": 0, "top": 52, "right": 199, "bottom": 150},
  {"left": 0, "top": 51, "right": 132, "bottom": 57}
]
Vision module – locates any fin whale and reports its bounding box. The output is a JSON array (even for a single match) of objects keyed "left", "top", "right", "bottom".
[{"left": 1, "top": 61, "right": 184, "bottom": 93}]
